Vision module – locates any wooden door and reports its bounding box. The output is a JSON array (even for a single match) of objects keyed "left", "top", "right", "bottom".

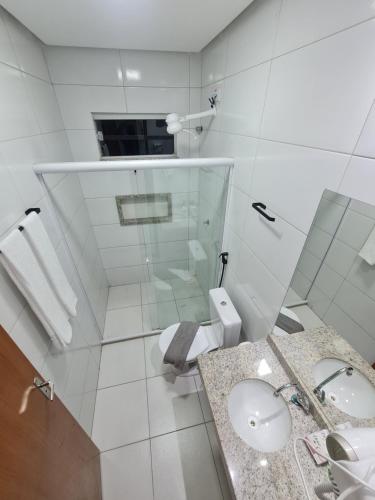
[{"left": 0, "top": 324, "right": 102, "bottom": 500}]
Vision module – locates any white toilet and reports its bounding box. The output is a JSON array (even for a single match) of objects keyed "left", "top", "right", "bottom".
[{"left": 159, "top": 287, "right": 242, "bottom": 365}]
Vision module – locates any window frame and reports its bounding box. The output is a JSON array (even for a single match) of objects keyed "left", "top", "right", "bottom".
[{"left": 93, "top": 113, "right": 177, "bottom": 160}]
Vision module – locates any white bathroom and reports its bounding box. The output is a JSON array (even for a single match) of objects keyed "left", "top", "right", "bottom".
[{"left": 1, "top": 1, "right": 375, "bottom": 499}]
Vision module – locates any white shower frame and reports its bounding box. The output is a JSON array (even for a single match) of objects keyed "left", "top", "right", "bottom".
[
  {"left": 33, "top": 157, "right": 234, "bottom": 174},
  {"left": 34, "top": 157, "right": 234, "bottom": 343}
]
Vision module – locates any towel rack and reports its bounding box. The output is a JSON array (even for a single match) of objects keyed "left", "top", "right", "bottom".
[
  {"left": 0, "top": 208, "right": 41, "bottom": 252},
  {"left": 19, "top": 208, "right": 41, "bottom": 232},
  {"left": 25, "top": 208, "right": 41, "bottom": 215}
]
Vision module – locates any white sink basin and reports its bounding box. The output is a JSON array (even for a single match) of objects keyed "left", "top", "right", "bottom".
[
  {"left": 312, "top": 358, "right": 375, "bottom": 419},
  {"left": 227, "top": 379, "right": 292, "bottom": 452}
]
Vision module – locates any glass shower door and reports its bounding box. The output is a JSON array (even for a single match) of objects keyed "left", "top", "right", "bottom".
[{"left": 138, "top": 164, "right": 230, "bottom": 330}]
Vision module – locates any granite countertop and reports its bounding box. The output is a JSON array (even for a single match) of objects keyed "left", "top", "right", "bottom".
[
  {"left": 198, "top": 340, "right": 332, "bottom": 500},
  {"left": 269, "top": 327, "right": 375, "bottom": 430}
]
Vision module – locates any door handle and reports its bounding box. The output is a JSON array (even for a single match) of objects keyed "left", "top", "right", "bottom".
[
  {"left": 34, "top": 377, "right": 54, "bottom": 401},
  {"left": 252, "top": 202, "right": 276, "bottom": 222}
]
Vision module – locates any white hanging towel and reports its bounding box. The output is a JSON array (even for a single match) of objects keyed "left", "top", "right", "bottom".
[
  {"left": 22, "top": 212, "right": 77, "bottom": 317},
  {"left": 359, "top": 226, "right": 375, "bottom": 266},
  {"left": 0, "top": 229, "right": 72, "bottom": 346}
]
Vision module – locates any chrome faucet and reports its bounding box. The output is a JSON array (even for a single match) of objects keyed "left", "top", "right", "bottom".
[
  {"left": 274, "top": 382, "right": 310, "bottom": 414},
  {"left": 313, "top": 365, "right": 354, "bottom": 404}
]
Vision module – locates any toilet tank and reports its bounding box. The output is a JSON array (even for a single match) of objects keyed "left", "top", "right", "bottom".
[{"left": 209, "top": 288, "right": 241, "bottom": 348}]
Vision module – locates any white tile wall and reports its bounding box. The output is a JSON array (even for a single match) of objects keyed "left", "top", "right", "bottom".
[
  {"left": 339, "top": 156, "right": 375, "bottom": 206},
  {"left": 121, "top": 50, "right": 189, "bottom": 87},
  {"left": 189, "top": 53, "right": 202, "bottom": 88},
  {"left": 274, "top": 0, "right": 375, "bottom": 57},
  {"left": 6, "top": 0, "right": 375, "bottom": 369},
  {"left": 2, "top": 9, "right": 50, "bottom": 80},
  {"left": 86, "top": 197, "right": 118, "bottom": 225},
  {"left": 221, "top": 63, "right": 270, "bottom": 137},
  {"left": 66, "top": 130, "right": 101, "bottom": 161},
  {"left": 94, "top": 224, "right": 144, "bottom": 248},
  {"left": 263, "top": 20, "right": 375, "bottom": 153},
  {"left": 200, "top": 0, "right": 375, "bottom": 343},
  {"left": 354, "top": 101, "right": 375, "bottom": 158},
  {"left": 46, "top": 46, "right": 201, "bottom": 163},
  {"left": 201, "top": 31, "right": 227, "bottom": 87},
  {"left": 0, "top": 8, "right": 104, "bottom": 434},
  {"left": 243, "top": 199, "right": 306, "bottom": 288},
  {"left": 324, "top": 303, "right": 375, "bottom": 364},
  {"left": 79, "top": 171, "right": 137, "bottom": 198},
  {"left": 251, "top": 140, "right": 349, "bottom": 233},
  {"left": 0, "top": 9, "right": 18, "bottom": 67},
  {"left": 27, "top": 75, "right": 65, "bottom": 133},
  {"left": 45, "top": 47, "right": 204, "bottom": 290},
  {"left": 0, "top": 63, "right": 38, "bottom": 141},
  {"left": 291, "top": 192, "right": 375, "bottom": 361},
  {"left": 290, "top": 193, "right": 349, "bottom": 301},
  {"left": 225, "top": 0, "right": 281, "bottom": 76},
  {"left": 100, "top": 245, "right": 147, "bottom": 269},
  {"left": 78, "top": 164, "right": 198, "bottom": 287},
  {"left": 1, "top": 136, "right": 44, "bottom": 207},
  {"left": 125, "top": 87, "right": 189, "bottom": 113},
  {"left": 106, "top": 265, "right": 149, "bottom": 286},
  {"left": 55, "top": 85, "right": 127, "bottom": 130},
  {"left": 45, "top": 46, "right": 123, "bottom": 86}
]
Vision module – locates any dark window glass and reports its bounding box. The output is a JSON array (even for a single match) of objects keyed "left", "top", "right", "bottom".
[{"left": 95, "top": 119, "right": 174, "bottom": 157}]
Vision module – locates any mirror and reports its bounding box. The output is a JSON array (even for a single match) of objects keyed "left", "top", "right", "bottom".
[{"left": 275, "top": 189, "right": 375, "bottom": 366}]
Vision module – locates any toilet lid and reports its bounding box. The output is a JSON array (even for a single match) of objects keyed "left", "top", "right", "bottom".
[{"left": 159, "top": 323, "right": 211, "bottom": 362}]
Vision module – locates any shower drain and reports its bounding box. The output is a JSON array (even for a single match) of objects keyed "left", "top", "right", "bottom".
[{"left": 248, "top": 416, "right": 259, "bottom": 429}]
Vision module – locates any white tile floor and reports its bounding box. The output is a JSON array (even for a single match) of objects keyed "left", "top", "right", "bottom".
[
  {"left": 103, "top": 279, "right": 209, "bottom": 340},
  {"left": 94, "top": 334, "right": 231, "bottom": 500}
]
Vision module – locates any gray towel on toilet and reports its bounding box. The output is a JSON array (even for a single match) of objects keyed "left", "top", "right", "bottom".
[
  {"left": 163, "top": 321, "right": 200, "bottom": 370},
  {"left": 275, "top": 312, "right": 304, "bottom": 334}
]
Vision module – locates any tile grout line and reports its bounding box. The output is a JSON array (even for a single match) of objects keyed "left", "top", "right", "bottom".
[
  {"left": 148, "top": 438, "right": 155, "bottom": 500},
  {"left": 97, "top": 366, "right": 197, "bottom": 392},
  {"left": 143, "top": 337, "right": 156, "bottom": 500},
  {"left": 193, "top": 374, "right": 206, "bottom": 423},
  {"left": 52, "top": 81, "right": 192, "bottom": 89},
  {"left": 201, "top": 13, "right": 375, "bottom": 90},
  {"left": 204, "top": 421, "right": 225, "bottom": 500},
  {"left": 100, "top": 421, "right": 210, "bottom": 455},
  {"left": 199, "top": 125, "right": 358, "bottom": 158}
]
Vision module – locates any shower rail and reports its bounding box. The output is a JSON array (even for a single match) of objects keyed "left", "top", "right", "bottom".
[{"left": 33, "top": 157, "right": 234, "bottom": 174}]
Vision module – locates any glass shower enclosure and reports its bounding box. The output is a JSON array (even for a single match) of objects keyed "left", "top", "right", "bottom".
[{"left": 40, "top": 159, "right": 231, "bottom": 340}]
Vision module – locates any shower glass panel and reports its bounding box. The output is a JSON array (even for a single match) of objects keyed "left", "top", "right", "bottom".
[
  {"left": 137, "top": 165, "right": 230, "bottom": 331},
  {"left": 42, "top": 164, "right": 230, "bottom": 338}
]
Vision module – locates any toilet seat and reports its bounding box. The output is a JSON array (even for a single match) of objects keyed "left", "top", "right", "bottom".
[{"left": 159, "top": 323, "right": 220, "bottom": 362}]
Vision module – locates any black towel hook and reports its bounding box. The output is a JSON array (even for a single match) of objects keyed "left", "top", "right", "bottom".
[
  {"left": 252, "top": 202, "right": 275, "bottom": 222},
  {"left": 0, "top": 208, "right": 41, "bottom": 254},
  {"left": 18, "top": 208, "right": 41, "bottom": 232},
  {"left": 25, "top": 207, "right": 41, "bottom": 215}
]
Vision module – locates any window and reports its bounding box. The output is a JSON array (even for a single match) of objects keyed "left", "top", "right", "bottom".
[{"left": 95, "top": 116, "right": 175, "bottom": 159}]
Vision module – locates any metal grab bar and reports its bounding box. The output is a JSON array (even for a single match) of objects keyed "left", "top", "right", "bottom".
[{"left": 252, "top": 202, "right": 276, "bottom": 222}]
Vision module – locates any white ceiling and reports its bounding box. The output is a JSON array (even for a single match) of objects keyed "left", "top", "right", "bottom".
[{"left": 1, "top": 0, "right": 253, "bottom": 52}]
